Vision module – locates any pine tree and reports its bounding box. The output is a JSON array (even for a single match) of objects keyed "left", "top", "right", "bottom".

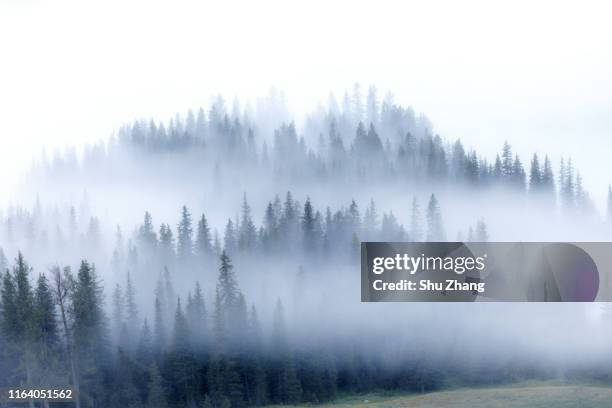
[
  {"left": 34, "top": 273, "right": 58, "bottom": 348},
  {"left": 426, "top": 194, "right": 445, "bottom": 241},
  {"left": 451, "top": 140, "right": 466, "bottom": 180},
  {"left": 177, "top": 205, "right": 194, "bottom": 266},
  {"left": 195, "top": 213, "right": 213, "bottom": 258},
  {"left": 112, "top": 284, "right": 125, "bottom": 345},
  {"left": 0, "top": 246, "right": 7, "bottom": 273},
  {"left": 301, "top": 198, "right": 316, "bottom": 252},
  {"left": 188, "top": 282, "right": 207, "bottom": 353},
  {"left": 529, "top": 153, "right": 541, "bottom": 193},
  {"left": 279, "top": 191, "right": 298, "bottom": 247},
  {"left": 246, "top": 305, "right": 267, "bottom": 405},
  {"left": 146, "top": 363, "right": 168, "bottom": 408},
  {"left": 541, "top": 155, "right": 556, "bottom": 206},
  {"left": 239, "top": 194, "right": 257, "bottom": 251},
  {"left": 475, "top": 219, "right": 489, "bottom": 242},
  {"left": 153, "top": 295, "right": 166, "bottom": 355},
  {"left": 138, "top": 211, "right": 157, "bottom": 251},
  {"left": 223, "top": 219, "right": 237, "bottom": 254},
  {"left": 1, "top": 255, "right": 36, "bottom": 394},
  {"left": 159, "top": 223, "right": 175, "bottom": 264},
  {"left": 501, "top": 141, "right": 513, "bottom": 179},
  {"left": 347, "top": 199, "right": 361, "bottom": 235},
  {"left": 173, "top": 297, "right": 190, "bottom": 351},
  {"left": 410, "top": 197, "right": 423, "bottom": 242},
  {"left": 71, "top": 260, "right": 108, "bottom": 406},
  {"left": 271, "top": 299, "right": 302, "bottom": 404},
  {"left": 493, "top": 155, "right": 503, "bottom": 180},
  {"left": 125, "top": 271, "right": 139, "bottom": 346},
  {"left": 512, "top": 155, "right": 526, "bottom": 191},
  {"left": 137, "top": 319, "right": 153, "bottom": 364},
  {"left": 217, "top": 252, "right": 239, "bottom": 306},
  {"left": 362, "top": 199, "right": 378, "bottom": 240}
]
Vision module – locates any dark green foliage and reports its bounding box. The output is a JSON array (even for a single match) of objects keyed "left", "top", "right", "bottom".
[
  {"left": 34, "top": 273, "right": 59, "bottom": 359},
  {"left": 71, "top": 260, "right": 109, "bottom": 407},
  {"left": 173, "top": 297, "right": 190, "bottom": 352},
  {"left": 269, "top": 299, "right": 302, "bottom": 405},
  {"left": 110, "top": 349, "right": 144, "bottom": 408},
  {"left": 301, "top": 197, "right": 316, "bottom": 252},
  {"left": 146, "top": 363, "right": 168, "bottom": 408}
]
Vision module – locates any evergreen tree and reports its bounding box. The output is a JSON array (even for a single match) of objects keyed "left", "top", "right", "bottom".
[
  {"left": 245, "top": 305, "right": 267, "bottom": 405},
  {"left": 195, "top": 213, "right": 212, "bottom": 258},
  {"left": 347, "top": 199, "right": 361, "bottom": 235},
  {"left": 239, "top": 194, "right": 257, "bottom": 251},
  {"left": 1, "top": 254, "right": 36, "bottom": 395},
  {"left": 362, "top": 199, "right": 378, "bottom": 240},
  {"left": 426, "top": 194, "right": 445, "bottom": 241},
  {"left": 112, "top": 284, "right": 125, "bottom": 345},
  {"left": 541, "top": 155, "right": 556, "bottom": 206},
  {"left": 223, "top": 219, "right": 237, "bottom": 254},
  {"left": 137, "top": 319, "right": 153, "bottom": 364},
  {"left": 0, "top": 246, "right": 7, "bottom": 273},
  {"left": 138, "top": 211, "right": 157, "bottom": 251},
  {"left": 153, "top": 295, "right": 166, "bottom": 355},
  {"left": 475, "top": 219, "right": 489, "bottom": 242},
  {"left": 512, "top": 155, "right": 526, "bottom": 191},
  {"left": 125, "top": 271, "right": 139, "bottom": 346},
  {"left": 177, "top": 206, "right": 194, "bottom": 265},
  {"left": 34, "top": 273, "right": 58, "bottom": 348},
  {"left": 493, "top": 154, "right": 503, "bottom": 180},
  {"left": 279, "top": 191, "right": 299, "bottom": 247},
  {"left": 410, "top": 197, "right": 423, "bottom": 242},
  {"left": 146, "top": 363, "right": 168, "bottom": 408},
  {"left": 188, "top": 282, "right": 207, "bottom": 353},
  {"left": 529, "top": 153, "right": 542, "bottom": 193},
  {"left": 271, "top": 299, "right": 302, "bottom": 404},
  {"left": 71, "top": 260, "right": 108, "bottom": 406},
  {"left": 217, "top": 252, "right": 241, "bottom": 316},
  {"left": 301, "top": 198, "right": 317, "bottom": 252},
  {"left": 159, "top": 223, "right": 175, "bottom": 263},
  {"left": 173, "top": 298, "right": 190, "bottom": 351},
  {"left": 501, "top": 141, "right": 513, "bottom": 179}
]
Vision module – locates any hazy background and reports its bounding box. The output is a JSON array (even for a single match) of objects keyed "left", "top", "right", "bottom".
[{"left": 1, "top": 0, "right": 611, "bottom": 207}]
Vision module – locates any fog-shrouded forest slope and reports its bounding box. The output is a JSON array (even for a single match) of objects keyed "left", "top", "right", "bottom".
[{"left": 2, "top": 87, "right": 612, "bottom": 408}]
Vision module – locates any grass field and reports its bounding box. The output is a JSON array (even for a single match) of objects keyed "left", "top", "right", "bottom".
[{"left": 266, "top": 383, "right": 612, "bottom": 407}]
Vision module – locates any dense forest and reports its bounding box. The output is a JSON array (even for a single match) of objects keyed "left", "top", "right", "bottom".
[{"left": 2, "top": 87, "right": 612, "bottom": 407}]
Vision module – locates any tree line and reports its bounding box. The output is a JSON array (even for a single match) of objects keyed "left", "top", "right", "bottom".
[{"left": 29, "top": 87, "right": 599, "bottom": 215}]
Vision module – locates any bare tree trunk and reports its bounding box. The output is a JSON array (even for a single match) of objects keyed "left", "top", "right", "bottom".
[{"left": 53, "top": 268, "right": 81, "bottom": 408}]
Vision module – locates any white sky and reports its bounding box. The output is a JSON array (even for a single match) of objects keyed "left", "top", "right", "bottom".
[{"left": 1, "top": 0, "right": 611, "bottom": 207}]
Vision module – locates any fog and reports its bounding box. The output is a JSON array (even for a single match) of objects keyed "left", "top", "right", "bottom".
[
  {"left": 1, "top": 2, "right": 612, "bottom": 405},
  {"left": 1, "top": 0, "right": 612, "bottom": 206},
  {"left": 1, "top": 90, "right": 611, "bottom": 391}
]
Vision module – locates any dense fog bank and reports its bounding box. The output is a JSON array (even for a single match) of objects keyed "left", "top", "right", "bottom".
[{"left": 1, "top": 88, "right": 612, "bottom": 407}]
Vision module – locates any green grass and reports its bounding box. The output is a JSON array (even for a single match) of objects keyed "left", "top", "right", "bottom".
[{"left": 265, "top": 382, "right": 612, "bottom": 407}]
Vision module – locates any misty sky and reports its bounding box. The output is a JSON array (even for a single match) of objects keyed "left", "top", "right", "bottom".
[{"left": 1, "top": 0, "right": 611, "bottom": 207}]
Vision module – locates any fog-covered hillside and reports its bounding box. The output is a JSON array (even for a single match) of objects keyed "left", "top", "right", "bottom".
[{"left": 1, "top": 88, "right": 612, "bottom": 408}]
